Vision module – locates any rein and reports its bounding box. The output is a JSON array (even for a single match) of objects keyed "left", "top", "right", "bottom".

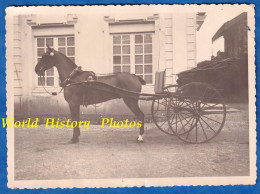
[
  {"left": 39, "top": 75, "right": 64, "bottom": 96},
  {"left": 39, "top": 66, "right": 81, "bottom": 96}
]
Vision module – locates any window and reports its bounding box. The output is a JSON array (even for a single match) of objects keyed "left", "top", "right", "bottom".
[
  {"left": 57, "top": 37, "right": 75, "bottom": 62},
  {"left": 36, "top": 36, "right": 75, "bottom": 87},
  {"left": 113, "top": 35, "right": 131, "bottom": 73},
  {"left": 112, "top": 33, "right": 153, "bottom": 84},
  {"left": 134, "top": 34, "right": 153, "bottom": 84}
]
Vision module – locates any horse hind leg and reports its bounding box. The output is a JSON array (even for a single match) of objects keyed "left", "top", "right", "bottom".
[{"left": 123, "top": 98, "right": 145, "bottom": 142}]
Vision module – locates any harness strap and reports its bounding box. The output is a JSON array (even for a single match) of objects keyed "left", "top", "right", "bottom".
[
  {"left": 60, "top": 66, "right": 83, "bottom": 87},
  {"left": 40, "top": 66, "right": 96, "bottom": 96}
]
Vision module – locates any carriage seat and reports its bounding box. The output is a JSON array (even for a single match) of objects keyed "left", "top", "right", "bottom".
[{"left": 154, "top": 70, "right": 166, "bottom": 94}]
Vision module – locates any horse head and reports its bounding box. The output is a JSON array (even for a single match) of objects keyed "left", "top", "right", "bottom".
[{"left": 35, "top": 45, "right": 58, "bottom": 76}]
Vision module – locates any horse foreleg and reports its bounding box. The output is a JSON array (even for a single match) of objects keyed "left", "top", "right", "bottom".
[
  {"left": 69, "top": 103, "right": 80, "bottom": 144},
  {"left": 123, "top": 98, "right": 145, "bottom": 142}
]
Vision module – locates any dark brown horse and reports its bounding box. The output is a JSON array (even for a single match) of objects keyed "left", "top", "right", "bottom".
[{"left": 35, "top": 47, "right": 146, "bottom": 143}]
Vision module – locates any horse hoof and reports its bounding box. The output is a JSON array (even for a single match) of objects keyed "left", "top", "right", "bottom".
[
  {"left": 68, "top": 137, "right": 79, "bottom": 144},
  {"left": 137, "top": 135, "right": 144, "bottom": 143}
]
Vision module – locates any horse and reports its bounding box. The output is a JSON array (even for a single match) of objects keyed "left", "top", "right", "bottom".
[{"left": 35, "top": 46, "right": 146, "bottom": 144}]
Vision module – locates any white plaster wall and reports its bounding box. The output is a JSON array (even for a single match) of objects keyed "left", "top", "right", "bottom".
[{"left": 75, "top": 15, "right": 108, "bottom": 73}]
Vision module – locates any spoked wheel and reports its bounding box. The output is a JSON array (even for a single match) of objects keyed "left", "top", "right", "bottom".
[
  {"left": 167, "top": 82, "right": 226, "bottom": 143},
  {"left": 151, "top": 85, "right": 178, "bottom": 135},
  {"left": 166, "top": 97, "right": 197, "bottom": 136}
]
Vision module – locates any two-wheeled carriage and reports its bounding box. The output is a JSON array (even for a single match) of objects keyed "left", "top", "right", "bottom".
[{"left": 69, "top": 70, "right": 226, "bottom": 144}]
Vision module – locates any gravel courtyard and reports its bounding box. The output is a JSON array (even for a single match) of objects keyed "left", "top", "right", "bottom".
[{"left": 14, "top": 103, "right": 249, "bottom": 180}]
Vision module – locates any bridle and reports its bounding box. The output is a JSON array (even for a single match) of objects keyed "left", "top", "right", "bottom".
[
  {"left": 37, "top": 59, "right": 63, "bottom": 96},
  {"left": 39, "top": 65, "right": 96, "bottom": 96}
]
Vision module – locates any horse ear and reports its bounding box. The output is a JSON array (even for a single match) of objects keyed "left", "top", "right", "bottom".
[{"left": 46, "top": 45, "right": 54, "bottom": 56}]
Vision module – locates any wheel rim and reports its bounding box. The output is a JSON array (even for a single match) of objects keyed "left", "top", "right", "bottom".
[
  {"left": 152, "top": 98, "right": 175, "bottom": 135},
  {"left": 167, "top": 83, "right": 226, "bottom": 143}
]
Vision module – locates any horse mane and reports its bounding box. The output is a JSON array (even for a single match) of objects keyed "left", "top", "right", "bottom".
[{"left": 55, "top": 50, "right": 77, "bottom": 68}]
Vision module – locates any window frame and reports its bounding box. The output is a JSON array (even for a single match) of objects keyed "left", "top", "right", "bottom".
[{"left": 111, "top": 32, "right": 155, "bottom": 85}]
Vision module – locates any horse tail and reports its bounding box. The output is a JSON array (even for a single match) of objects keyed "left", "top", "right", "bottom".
[{"left": 137, "top": 76, "right": 146, "bottom": 85}]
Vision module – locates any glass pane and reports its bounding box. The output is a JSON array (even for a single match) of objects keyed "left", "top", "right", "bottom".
[
  {"left": 144, "top": 55, "right": 152, "bottom": 64},
  {"left": 37, "top": 48, "right": 45, "bottom": 56},
  {"left": 46, "top": 67, "right": 54, "bottom": 76},
  {"left": 135, "top": 65, "right": 143, "bottom": 74},
  {"left": 58, "top": 38, "right": 66, "bottom": 46},
  {"left": 67, "top": 47, "right": 75, "bottom": 56},
  {"left": 144, "top": 44, "right": 152, "bottom": 53},
  {"left": 113, "top": 56, "right": 121, "bottom": 64},
  {"left": 58, "top": 47, "right": 66, "bottom": 55},
  {"left": 46, "top": 38, "right": 53, "bottom": 47},
  {"left": 46, "top": 77, "right": 54, "bottom": 86},
  {"left": 122, "top": 56, "right": 130, "bottom": 64},
  {"left": 38, "top": 77, "right": 45, "bottom": 86},
  {"left": 144, "top": 34, "right": 152, "bottom": 43},
  {"left": 135, "top": 45, "right": 143, "bottom": 54},
  {"left": 37, "top": 38, "right": 44, "bottom": 47},
  {"left": 37, "top": 58, "right": 41, "bottom": 63},
  {"left": 67, "top": 37, "right": 75, "bottom": 46},
  {"left": 144, "top": 75, "right": 152, "bottom": 84},
  {"left": 68, "top": 57, "right": 75, "bottom": 62},
  {"left": 113, "top": 66, "right": 121, "bottom": 73},
  {"left": 113, "top": 46, "right": 121, "bottom": 54},
  {"left": 144, "top": 65, "right": 153, "bottom": 74},
  {"left": 113, "top": 36, "right": 121, "bottom": 44},
  {"left": 122, "top": 65, "right": 130, "bottom": 73},
  {"left": 122, "top": 45, "right": 130, "bottom": 54},
  {"left": 135, "top": 35, "right": 143, "bottom": 44},
  {"left": 135, "top": 55, "right": 143, "bottom": 64},
  {"left": 122, "top": 35, "right": 130, "bottom": 44}
]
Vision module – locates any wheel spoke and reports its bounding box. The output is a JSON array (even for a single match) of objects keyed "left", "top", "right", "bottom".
[
  {"left": 158, "top": 120, "right": 167, "bottom": 128},
  {"left": 201, "top": 115, "right": 222, "bottom": 125},
  {"left": 177, "top": 114, "right": 186, "bottom": 133},
  {"left": 185, "top": 118, "right": 195, "bottom": 140},
  {"left": 179, "top": 113, "right": 194, "bottom": 130},
  {"left": 195, "top": 121, "right": 198, "bottom": 143},
  {"left": 170, "top": 113, "right": 193, "bottom": 126},
  {"left": 175, "top": 111, "right": 178, "bottom": 133},
  {"left": 198, "top": 118, "right": 208, "bottom": 139},
  {"left": 200, "top": 116, "right": 216, "bottom": 134}
]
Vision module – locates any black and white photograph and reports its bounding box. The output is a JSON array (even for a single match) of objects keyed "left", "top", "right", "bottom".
[{"left": 5, "top": 4, "right": 256, "bottom": 188}]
